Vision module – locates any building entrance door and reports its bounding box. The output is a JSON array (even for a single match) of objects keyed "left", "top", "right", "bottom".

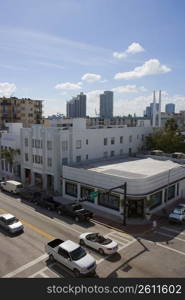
[{"left": 127, "top": 199, "right": 144, "bottom": 218}]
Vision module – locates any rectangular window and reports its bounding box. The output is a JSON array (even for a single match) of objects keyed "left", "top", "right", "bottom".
[
  {"left": 76, "top": 140, "right": 82, "bottom": 149},
  {"left": 137, "top": 135, "right": 139, "bottom": 140},
  {"left": 142, "top": 134, "right": 144, "bottom": 141},
  {"left": 86, "top": 139, "right": 88, "bottom": 145},
  {"left": 86, "top": 154, "right": 88, "bottom": 160},
  {"left": 104, "top": 151, "right": 108, "bottom": 158},
  {"left": 76, "top": 155, "right": 81, "bottom": 162},
  {"left": 32, "top": 155, "right": 35, "bottom": 163},
  {"left": 110, "top": 150, "right": 115, "bottom": 157},
  {"left": 47, "top": 158, "right": 52, "bottom": 167},
  {"left": 177, "top": 183, "right": 179, "bottom": 196},
  {"left": 120, "top": 136, "right": 123, "bottom": 144},
  {"left": 47, "top": 141, "right": 52, "bottom": 150},
  {"left": 111, "top": 137, "right": 115, "bottom": 145},
  {"left": 104, "top": 138, "right": 108, "bottom": 145},
  {"left": 129, "top": 135, "right": 132, "bottom": 143},
  {"left": 1, "top": 160, "right": 4, "bottom": 170},
  {"left": 149, "top": 191, "right": 163, "bottom": 210},
  {"left": 65, "top": 182, "right": 77, "bottom": 197},
  {"left": 165, "top": 185, "right": 176, "bottom": 202},
  {"left": 25, "top": 153, "right": 29, "bottom": 162},
  {"left": 32, "top": 139, "right": 35, "bottom": 147},
  {"left": 98, "top": 192, "right": 120, "bottom": 211},
  {"left": 24, "top": 138, "right": 28, "bottom": 147},
  {"left": 62, "top": 158, "right": 68, "bottom": 165},
  {"left": 62, "top": 141, "right": 68, "bottom": 152},
  {"left": 81, "top": 186, "right": 95, "bottom": 203}
]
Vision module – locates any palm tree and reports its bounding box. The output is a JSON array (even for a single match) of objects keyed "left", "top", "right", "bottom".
[{"left": 0, "top": 148, "right": 20, "bottom": 178}]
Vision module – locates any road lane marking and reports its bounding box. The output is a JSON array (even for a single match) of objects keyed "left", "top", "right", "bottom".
[
  {"left": 154, "top": 242, "right": 185, "bottom": 256},
  {"left": 21, "top": 220, "right": 55, "bottom": 240},
  {"left": 155, "top": 231, "right": 185, "bottom": 242},
  {"left": 29, "top": 266, "right": 53, "bottom": 278},
  {"left": 3, "top": 254, "right": 48, "bottom": 278},
  {"left": 161, "top": 226, "right": 185, "bottom": 235}
]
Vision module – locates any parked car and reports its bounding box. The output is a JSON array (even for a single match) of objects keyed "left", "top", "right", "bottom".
[
  {"left": 79, "top": 232, "right": 118, "bottom": 255},
  {"left": 57, "top": 202, "right": 93, "bottom": 222},
  {"left": 34, "top": 195, "right": 61, "bottom": 211},
  {"left": 150, "top": 150, "right": 164, "bottom": 156},
  {"left": 20, "top": 188, "right": 41, "bottom": 202},
  {"left": 0, "top": 213, "right": 24, "bottom": 234},
  {"left": 45, "top": 238, "right": 96, "bottom": 277},
  {"left": 168, "top": 204, "right": 185, "bottom": 224},
  {"left": 0, "top": 180, "right": 23, "bottom": 194}
]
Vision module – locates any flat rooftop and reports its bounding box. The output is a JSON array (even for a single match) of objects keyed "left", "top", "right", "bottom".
[{"left": 71, "top": 157, "right": 180, "bottom": 179}]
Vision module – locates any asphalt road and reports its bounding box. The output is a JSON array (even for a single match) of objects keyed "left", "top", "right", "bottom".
[{"left": 0, "top": 191, "right": 185, "bottom": 278}]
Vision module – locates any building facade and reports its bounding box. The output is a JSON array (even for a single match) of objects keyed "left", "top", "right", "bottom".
[
  {"left": 66, "top": 93, "right": 86, "bottom": 118},
  {"left": 165, "top": 103, "right": 175, "bottom": 114},
  {"left": 100, "top": 91, "right": 113, "bottom": 118},
  {"left": 0, "top": 97, "right": 43, "bottom": 129}
]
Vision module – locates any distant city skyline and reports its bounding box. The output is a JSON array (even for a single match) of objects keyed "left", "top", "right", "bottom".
[{"left": 0, "top": 0, "right": 185, "bottom": 117}]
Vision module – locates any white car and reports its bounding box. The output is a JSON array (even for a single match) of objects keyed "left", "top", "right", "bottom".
[
  {"left": 0, "top": 214, "right": 24, "bottom": 234},
  {"left": 79, "top": 232, "right": 118, "bottom": 255}
]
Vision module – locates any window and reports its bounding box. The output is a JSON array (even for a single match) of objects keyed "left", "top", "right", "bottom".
[
  {"left": 104, "top": 151, "right": 108, "bottom": 158},
  {"left": 80, "top": 186, "right": 95, "bottom": 203},
  {"left": 76, "top": 155, "right": 81, "bottom": 162},
  {"left": 47, "top": 158, "right": 52, "bottom": 167},
  {"left": 142, "top": 134, "right": 144, "bottom": 141},
  {"left": 98, "top": 192, "right": 120, "bottom": 211},
  {"left": 62, "top": 158, "right": 68, "bottom": 165},
  {"left": 120, "top": 149, "right": 123, "bottom": 155},
  {"left": 110, "top": 150, "right": 115, "bottom": 157},
  {"left": 177, "top": 183, "right": 179, "bottom": 196},
  {"left": 165, "top": 185, "right": 176, "bottom": 202},
  {"left": 104, "top": 138, "right": 108, "bottom": 145},
  {"left": 149, "top": 191, "right": 163, "bottom": 210},
  {"left": 129, "top": 135, "right": 132, "bottom": 143},
  {"left": 25, "top": 153, "right": 29, "bottom": 162},
  {"left": 1, "top": 160, "right": 4, "bottom": 170},
  {"left": 65, "top": 182, "right": 77, "bottom": 197},
  {"left": 32, "top": 155, "right": 35, "bottom": 163},
  {"left": 76, "top": 140, "right": 82, "bottom": 149},
  {"left": 86, "top": 154, "right": 88, "bottom": 160},
  {"left": 62, "top": 141, "right": 68, "bottom": 152},
  {"left": 24, "top": 138, "right": 28, "bottom": 147},
  {"left": 111, "top": 137, "right": 115, "bottom": 145},
  {"left": 32, "top": 139, "right": 35, "bottom": 147},
  {"left": 120, "top": 136, "right": 123, "bottom": 144},
  {"left": 86, "top": 139, "right": 88, "bottom": 145},
  {"left": 47, "top": 141, "right": 52, "bottom": 150},
  {"left": 137, "top": 135, "right": 139, "bottom": 140}
]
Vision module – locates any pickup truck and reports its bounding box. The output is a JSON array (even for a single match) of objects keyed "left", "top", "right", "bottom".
[
  {"left": 169, "top": 203, "right": 185, "bottom": 224},
  {"left": 45, "top": 238, "right": 96, "bottom": 277},
  {"left": 57, "top": 202, "right": 93, "bottom": 222}
]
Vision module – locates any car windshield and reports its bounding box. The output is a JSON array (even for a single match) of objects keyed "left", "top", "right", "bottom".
[
  {"left": 6, "top": 217, "right": 19, "bottom": 225},
  {"left": 173, "top": 208, "right": 183, "bottom": 215},
  {"left": 70, "top": 247, "right": 86, "bottom": 261},
  {"left": 17, "top": 184, "right": 23, "bottom": 188},
  {"left": 73, "top": 205, "right": 82, "bottom": 211}
]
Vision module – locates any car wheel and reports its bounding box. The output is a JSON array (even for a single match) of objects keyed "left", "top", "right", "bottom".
[
  {"left": 75, "top": 216, "right": 80, "bottom": 222},
  {"left": 49, "top": 254, "right": 55, "bottom": 263},
  {"left": 99, "top": 248, "right": 105, "bottom": 255},
  {"left": 79, "top": 239, "right": 85, "bottom": 246},
  {"left": 73, "top": 269, "right": 80, "bottom": 278}
]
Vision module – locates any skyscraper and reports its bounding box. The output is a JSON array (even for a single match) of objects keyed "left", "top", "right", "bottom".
[
  {"left": 66, "top": 92, "right": 86, "bottom": 118},
  {"left": 99, "top": 91, "right": 113, "bottom": 118},
  {"left": 165, "top": 103, "right": 175, "bottom": 114}
]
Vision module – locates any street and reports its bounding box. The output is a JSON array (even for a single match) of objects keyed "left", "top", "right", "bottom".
[{"left": 0, "top": 191, "right": 185, "bottom": 278}]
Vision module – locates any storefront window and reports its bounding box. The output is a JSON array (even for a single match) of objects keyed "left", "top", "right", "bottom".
[
  {"left": 149, "top": 191, "right": 163, "bottom": 210},
  {"left": 165, "top": 185, "right": 176, "bottom": 202},
  {"left": 80, "top": 186, "right": 95, "bottom": 203},
  {"left": 98, "top": 192, "right": 120, "bottom": 211},
  {"left": 65, "top": 182, "right": 77, "bottom": 197}
]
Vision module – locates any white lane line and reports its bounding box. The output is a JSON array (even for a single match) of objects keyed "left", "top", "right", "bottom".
[
  {"left": 3, "top": 254, "right": 48, "bottom": 278},
  {"left": 113, "top": 231, "right": 134, "bottom": 242},
  {"left": 161, "top": 226, "right": 185, "bottom": 235},
  {"left": 156, "top": 231, "right": 185, "bottom": 242},
  {"left": 28, "top": 267, "right": 49, "bottom": 278},
  {"left": 155, "top": 242, "right": 185, "bottom": 256},
  {"left": 107, "top": 233, "right": 131, "bottom": 244},
  {"left": 40, "top": 272, "right": 49, "bottom": 278}
]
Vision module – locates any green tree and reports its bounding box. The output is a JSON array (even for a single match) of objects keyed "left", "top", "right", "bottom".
[
  {"left": 165, "top": 118, "right": 178, "bottom": 131},
  {"left": 0, "top": 148, "right": 20, "bottom": 175}
]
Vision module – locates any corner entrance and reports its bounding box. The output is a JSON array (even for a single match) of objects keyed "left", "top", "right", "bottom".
[{"left": 127, "top": 199, "right": 144, "bottom": 218}]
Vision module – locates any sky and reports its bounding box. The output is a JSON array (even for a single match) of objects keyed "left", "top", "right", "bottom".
[{"left": 0, "top": 0, "right": 185, "bottom": 117}]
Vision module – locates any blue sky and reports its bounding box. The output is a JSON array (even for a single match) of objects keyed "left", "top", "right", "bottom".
[{"left": 0, "top": 0, "right": 185, "bottom": 116}]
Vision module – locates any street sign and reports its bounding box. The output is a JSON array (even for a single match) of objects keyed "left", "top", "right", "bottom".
[{"left": 89, "top": 192, "right": 98, "bottom": 199}]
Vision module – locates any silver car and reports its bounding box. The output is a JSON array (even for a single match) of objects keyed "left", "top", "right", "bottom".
[
  {"left": 169, "top": 204, "right": 185, "bottom": 224},
  {"left": 0, "top": 213, "right": 24, "bottom": 234}
]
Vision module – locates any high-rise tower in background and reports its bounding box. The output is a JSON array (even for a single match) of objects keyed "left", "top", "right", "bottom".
[
  {"left": 165, "top": 103, "right": 175, "bottom": 114},
  {"left": 152, "top": 90, "right": 161, "bottom": 127},
  {"left": 99, "top": 91, "right": 113, "bottom": 118},
  {"left": 66, "top": 92, "right": 86, "bottom": 118}
]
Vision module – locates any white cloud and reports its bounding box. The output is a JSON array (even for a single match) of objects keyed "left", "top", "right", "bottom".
[
  {"left": 113, "top": 42, "right": 144, "bottom": 60},
  {"left": 0, "top": 82, "right": 16, "bottom": 97},
  {"left": 112, "top": 85, "right": 147, "bottom": 93},
  {"left": 86, "top": 89, "right": 104, "bottom": 116},
  {"left": 81, "top": 73, "right": 102, "bottom": 83},
  {"left": 114, "top": 59, "right": 171, "bottom": 80},
  {"left": 55, "top": 82, "right": 82, "bottom": 90},
  {"left": 126, "top": 42, "right": 145, "bottom": 54}
]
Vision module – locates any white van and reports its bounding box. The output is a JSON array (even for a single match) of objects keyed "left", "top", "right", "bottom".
[{"left": 0, "top": 180, "right": 24, "bottom": 194}]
